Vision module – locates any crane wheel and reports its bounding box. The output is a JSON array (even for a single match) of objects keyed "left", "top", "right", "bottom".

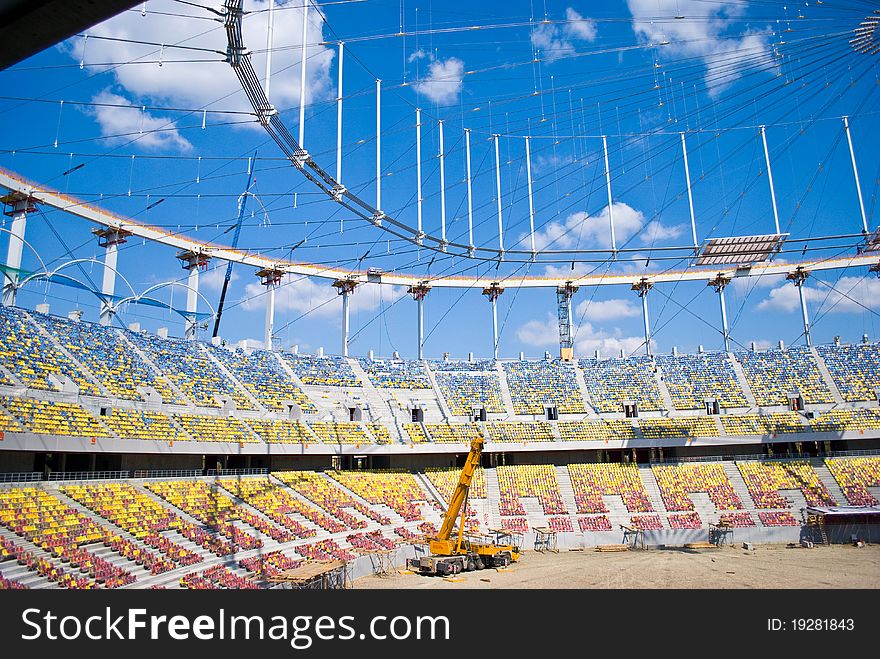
[
  {"left": 466, "top": 559, "right": 476, "bottom": 572},
  {"left": 474, "top": 558, "right": 485, "bottom": 570}
]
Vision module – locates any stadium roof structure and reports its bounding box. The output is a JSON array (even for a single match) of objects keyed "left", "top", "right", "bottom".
[
  {"left": 694, "top": 234, "right": 788, "bottom": 267},
  {"left": 1, "top": 167, "right": 878, "bottom": 291}
]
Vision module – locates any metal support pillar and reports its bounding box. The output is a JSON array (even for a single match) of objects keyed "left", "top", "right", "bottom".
[
  {"left": 408, "top": 282, "right": 431, "bottom": 360},
  {"left": 556, "top": 282, "right": 578, "bottom": 360},
  {"left": 1, "top": 192, "right": 36, "bottom": 307},
  {"left": 257, "top": 268, "right": 284, "bottom": 351},
  {"left": 631, "top": 278, "right": 654, "bottom": 356},
  {"left": 760, "top": 125, "right": 780, "bottom": 235},
  {"left": 843, "top": 116, "right": 868, "bottom": 234},
  {"left": 482, "top": 283, "right": 504, "bottom": 360},
  {"left": 708, "top": 274, "right": 732, "bottom": 352},
  {"left": 786, "top": 267, "right": 812, "bottom": 347}
]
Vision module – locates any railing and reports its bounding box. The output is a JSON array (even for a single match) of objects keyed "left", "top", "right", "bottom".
[
  {"left": 132, "top": 469, "right": 203, "bottom": 479},
  {"left": 47, "top": 470, "right": 130, "bottom": 482},
  {"left": 205, "top": 468, "right": 268, "bottom": 476},
  {"left": 0, "top": 472, "right": 41, "bottom": 483}
]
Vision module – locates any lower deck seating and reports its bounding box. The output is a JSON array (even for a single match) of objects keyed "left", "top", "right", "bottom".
[
  {"left": 668, "top": 512, "right": 701, "bottom": 529},
  {"left": 143, "top": 480, "right": 264, "bottom": 549},
  {"left": 496, "top": 464, "right": 567, "bottom": 516},
  {"left": 219, "top": 476, "right": 334, "bottom": 535},
  {"left": 651, "top": 463, "right": 744, "bottom": 511},
  {"left": 272, "top": 471, "right": 389, "bottom": 528},
  {"left": 425, "top": 467, "right": 487, "bottom": 500},
  {"left": 629, "top": 514, "right": 663, "bottom": 530},
  {"left": 327, "top": 470, "right": 426, "bottom": 522},
  {"left": 567, "top": 463, "right": 653, "bottom": 513},
  {"left": 824, "top": 457, "right": 880, "bottom": 506},
  {"left": 737, "top": 461, "right": 836, "bottom": 508}
]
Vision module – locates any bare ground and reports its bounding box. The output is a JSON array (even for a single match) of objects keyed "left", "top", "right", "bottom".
[{"left": 353, "top": 544, "right": 880, "bottom": 589}]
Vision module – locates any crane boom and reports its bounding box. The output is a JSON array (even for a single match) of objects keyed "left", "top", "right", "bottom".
[{"left": 435, "top": 435, "right": 483, "bottom": 542}]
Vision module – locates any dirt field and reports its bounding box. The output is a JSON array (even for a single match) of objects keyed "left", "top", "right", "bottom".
[{"left": 353, "top": 544, "right": 880, "bottom": 589}]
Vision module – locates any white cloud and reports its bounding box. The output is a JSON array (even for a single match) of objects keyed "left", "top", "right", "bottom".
[
  {"left": 524, "top": 202, "right": 681, "bottom": 252},
  {"left": 413, "top": 55, "right": 465, "bottom": 105},
  {"left": 88, "top": 90, "right": 192, "bottom": 151},
  {"left": 240, "top": 276, "right": 405, "bottom": 321},
  {"left": 516, "top": 312, "right": 650, "bottom": 357},
  {"left": 575, "top": 297, "right": 640, "bottom": 322},
  {"left": 756, "top": 276, "right": 880, "bottom": 314},
  {"left": 565, "top": 7, "right": 598, "bottom": 42},
  {"left": 626, "top": 0, "right": 771, "bottom": 94},
  {"left": 531, "top": 7, "right": 598, "bottom": 63},
  {"left": 528, "top": 203, "right": 643, "bottom": 251},
  {"left": 576, "top": 323, "right": 650, "bottom": 357},
  {"left": 642, "top": 220, "right": 685, "bottom": 243},
  {"left": 67, "top": 0, "right": 335, "bottom": 114},
  {"left": 199, "top": 264, "right": 238, "bottom": 293}
]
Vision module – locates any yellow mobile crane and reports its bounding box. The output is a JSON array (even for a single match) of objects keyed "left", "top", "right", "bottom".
[{"left": 408, "top": 435, "right": 520, "bottom": 576}]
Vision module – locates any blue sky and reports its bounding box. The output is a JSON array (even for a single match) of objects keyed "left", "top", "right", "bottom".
[{"left": 0, "top": 0, "right": 878, "bottom": 359}]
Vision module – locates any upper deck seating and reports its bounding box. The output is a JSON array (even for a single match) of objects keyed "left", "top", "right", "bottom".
[{"left": 580, "top": 356, "right": 663, "bottom": 413}]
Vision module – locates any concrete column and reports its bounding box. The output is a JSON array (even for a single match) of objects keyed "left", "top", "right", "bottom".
[
  {"left": 176, "top": 250, "right": 210, "bottom": 340},
  {"left": 1, "top": 192, "right": 36, "bottom": 307},
  {"left": 332, "top": 279, "right": 358, "bottom": 356},
  {"left": 94, "top": 228, "right": 131, "bottom": 326}
]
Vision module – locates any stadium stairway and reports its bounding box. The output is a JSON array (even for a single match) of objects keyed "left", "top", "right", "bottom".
[
  {"left": 346, "top": 360, "right": 408, "bottom": 440},
  {"left": 119, "top": 331, "right": 193, "bottom": 406},
  {"left": 686, "top": 492, "right": 726, "bottom": 527},
  {"left": 416, "top": 473, "right": 446, "bottom": 511},
  {"left": 202, "top": 346, "right": 266, "bottom": 412},
  {"left": 0, "top": 363, "right": 21, "bottom": 387},
  {"left": 810, "top": 460, "right": 846, "bottom": 505},
  {"left": 721, "top": 461, "right": 760, "bottom": 510},
  {"left": 653, "top": 367, "right": 676, "bottom": 413},
  {"left": 484, "top": 468, "right": 502, "bottom": 529},
  {"left": 554, "top": 466, "right": 581, "bottom": 523},
  {"left": 0, "top": 527, "right": 61, "bottom": 589},
  {"left": 494, "top": 362, "right": 517, "bottom": 418},
  {"left": 728, "top": 354, "right": 758, "bottom": 408},
  {"left": 25, "top": 311, "right": 110, "bottom": 397},
  {"left": 810, "top": 348, "right": 846, "bottom": 405},
  {"left": 571, "top": 364, "right": 597, "bottom": 415},
  {"left": 423, "top": 366, "right": 453, "bottom": 421},
  {"left": 637, "top": 466, "right": 669, "bottom": 519}
]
